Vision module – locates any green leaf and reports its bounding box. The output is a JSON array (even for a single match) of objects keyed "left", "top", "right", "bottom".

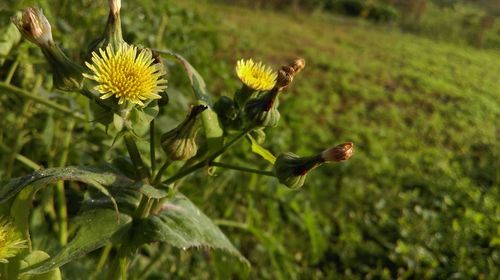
[
  {"left": 247, "top": 135, "right": 276, "bottom": 164},
  {"left": 19, "top": 251, "right": 62, "bottom": 280},
  {"left": 154, "top": 49, "right": 224, "bottom": 151},
  {"left": 0, "top": 165, "right": 164, "bottom": 203},
  {"left": 0, "top": 166, "right": 133, "bottom": 203},
  {"left": 22, "top": 209, "right": 132, "bottom": 275},
  {"left": 0, "top": 22, "right": 21, "bottom": 66},
  {"left": 133, "top": 193, "right": 249, "bottom": 266}
]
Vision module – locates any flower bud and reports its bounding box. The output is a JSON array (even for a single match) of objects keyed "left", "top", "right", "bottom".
[
  {"left": 274, "top": 153, "right": 323, "bottom": 189},
  {"left": 321, "top": 142, "right": 354, "bottom": 162},
  {"left": 109, "top": 0, "right": 121, "bottom": 16},
  {"left": 289, "top": 57, "right": 306, "bottom": 74},
  {"left": 244, "top": 89, "right": 281, "bottom": 128},
  {"left": 275, "top": 69, "right": 294, "bottom": 90},
  {"left": 11, "top": 7, "right": 53, "bottom": 47},
  {"left": 12, "top": 7, "right": 83, "bottom": 91},
  {"left": 161, "top": 105, "right": 207, "bottom": 161}
]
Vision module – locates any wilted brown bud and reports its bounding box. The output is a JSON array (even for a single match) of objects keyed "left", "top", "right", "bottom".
[
  {"left": 109, "top": 0, "right": 121, "bottom": 15},
  {"left": 321, "top": 142, "right": 354, "bottom": 162},
  {"left": 289, "top": 57, "right": 306, "bottom": 74},
  {"left": 275, "top": 69, "right": 293, "bottom": 89},
  {"left": 12, "top": 7, "right": 53, "bottom": 46}
]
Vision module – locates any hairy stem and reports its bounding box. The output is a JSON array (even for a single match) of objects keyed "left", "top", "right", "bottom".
[{"left": 210, "top": 161, "right": 275, "bottom": 177}]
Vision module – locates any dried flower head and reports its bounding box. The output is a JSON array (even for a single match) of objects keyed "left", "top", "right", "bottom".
[
  {"left": 0, "top": 218, "right": 27, "bottom": 263},
  {"left": 83, "top": 44, "right": 167, "bottom": 106},
  {"left": 236, "top": 59, "right": 277, "bottom": 91},
  {"left": 109, "top": 0, "right": 121, "bottom": 15},
  {"left": 12, "top": 7, "right": 53, "bottom": 46},
  {"left": 321, "top": 142, "right": 354, "bottom": 162}
]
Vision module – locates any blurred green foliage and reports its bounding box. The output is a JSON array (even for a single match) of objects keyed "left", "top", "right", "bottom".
[{"left": 1, "top": 0, "right": 499, "bottom": 279}]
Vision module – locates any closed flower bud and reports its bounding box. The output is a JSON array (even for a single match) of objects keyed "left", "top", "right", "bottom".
[
  {"left": 109, "top": 0, "right": 121, "bottom": 16},
  {"left": 11, "top": 7, "right": 53, "bottom": 47},
  {"left": 289, "top": 57, "right": 306, "bottom": 74},
  {"left": 12, "top": 7, "right": 84, "bottom": 91},
  {"left": 321, "top": 142, "right": 354, "bottom": 162},
  {"left": 161, "top": 105, "right": 207, "bottom": 161},
  {"left": 244, "top": 89, "right": 281, "bottom": 128},
  {"left": 275, "top": 69, "right": 294, "bottom": 90},
  {"left": 274, "top": 153, "right": 324, "bottom": 189}
]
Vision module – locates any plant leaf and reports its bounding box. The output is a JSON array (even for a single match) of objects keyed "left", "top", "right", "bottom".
[
  {"left": 247, "top": 135, "right": 276, "bottom": 164},
  {"left": 21, "top": 209, "right": 132, "bottom": 275},
  {"left": 133, "top": 193, "right": 249, "bottom": 266},
  {"left": 0, "top": 165, "right": 164, "bottom": 203},
  {"left": 19, "top": 250, "right": 62, "bottom": 280}
]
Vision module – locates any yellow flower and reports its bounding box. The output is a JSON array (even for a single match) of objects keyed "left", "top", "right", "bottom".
[
  {"left": 0, "top": 218, "right": 27, "bottom": 263},
  {"left": 236, "top": 59, "right": 277, "bottom": 91},
  {"left": 83, "top": 44, "right": 167, "bottom": 106}
]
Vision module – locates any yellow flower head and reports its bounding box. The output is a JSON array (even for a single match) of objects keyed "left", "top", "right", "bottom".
[
  {"left": 0, "top": 218, "right": 27, "bottom": 263},
  {"left": 236, "top": 59, "right": 277, "bottom": 91},
  {"left": 83, "top": 44, "right": 167, "bottom": 106}
]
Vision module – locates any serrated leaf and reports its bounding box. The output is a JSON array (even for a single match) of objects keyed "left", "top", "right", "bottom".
[
  {"left": 154, "top": 49, "right": 224, "bottom": 151},
  {"left": 247, "top": 135, "right": 276, "bottom": 164},
  {"left": 132, "top": 193, "right": 249, "bottom": 266},
  {"left": 22, "top": 209, "right": 132, "bottom": 275}
]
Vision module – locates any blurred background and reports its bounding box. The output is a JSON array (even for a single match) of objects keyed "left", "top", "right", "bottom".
[{"left": 0, "top": 0, "right": 499, "bottom": 279}]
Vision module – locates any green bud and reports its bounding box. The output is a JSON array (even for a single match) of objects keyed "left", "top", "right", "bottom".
[
  {"left": 41, "top": 42, "right": 84, "bottom": 91},
  {"left": 12, "top": 7, "right": 83, "bottom": 91},
  {"left": 244, "top": 89, "right": 281, "bottom": 128},
  {"left": 161, "top": 105, "right": 207, "bottom": 161},
  {"left": 87, "top": 0, "right": 124, "bottom": 56},
  {"left": 274, "top": 142, "right": 354, "bottom": 189},
  {"left": 274, "top": 153, "right": 324, "bottom": 189}
]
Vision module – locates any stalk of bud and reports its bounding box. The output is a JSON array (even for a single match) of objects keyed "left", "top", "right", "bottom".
[
  {"left": 244, "top": 89, "right": 281, "bottom": 128},
  {"left": 161, "top": 105, "right": 207, "bottom": 161},
  {"left": 12, "top": 7, "right": 84, "bottom": 91}
]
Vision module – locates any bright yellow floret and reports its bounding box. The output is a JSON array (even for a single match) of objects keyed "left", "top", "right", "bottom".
[
  {"left": 236, "top": 59, "right": 277, "bottom": 91},
  {"left": 83, "top": 44, "right": 167, "bottom": 106},
  {"left": 0, "top": 218, "right": 27, "bottom": 263}
]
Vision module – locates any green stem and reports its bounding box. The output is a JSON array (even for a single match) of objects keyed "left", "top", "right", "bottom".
[
  {"left": 210, "top": 162, "right": 275, "bottom": 177},
  {"left": 150, "top": 120, "right": 156, "bottom": 174},
  {"left": 124, "top": 133, "right": 150, "bottom": 181},
  {"left": 4, "top": 60, "right": 19, "bottom": 84},
  {"left": 95, "top": 244, "right": 112, "bottom": 276},
  {"left": 55, "top": 120, "right": 75, "bottom": 245},
  {"left": 0, "top": 82, "right": 87, "bottom": 121},
  {"left": 153, "top": 159, "right": 172, "bottom": 185},
  {"left": 161, "top": 129, "right": 252, "bottom": 186}
]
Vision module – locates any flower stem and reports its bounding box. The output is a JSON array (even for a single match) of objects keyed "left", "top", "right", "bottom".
[
  {"left": 124, "top": 133, "right": 150, "bottom": 181},
  {"left": 210, "top": 162, "right": 275, "bottom": 177},
  {"left": 161, "top": 129, "right": 252, "bottom": 186},
  {"left": 55, "top": 120, "right": 75, "bottom": 245},
  {"left": 153, "top": 159, "right": 172, "bottom": 185},
  {"left": 150, "top": 120, "right": 156, "bottom": 174}
]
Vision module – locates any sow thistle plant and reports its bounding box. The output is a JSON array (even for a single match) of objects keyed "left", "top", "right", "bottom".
[{"left": 2, "top": 0, "right": 353, "bottom": 278}]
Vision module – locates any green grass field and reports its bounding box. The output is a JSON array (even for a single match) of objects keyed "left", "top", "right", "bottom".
[{"left": 1, "top": 0, "right": 499, "bottom": 278}]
